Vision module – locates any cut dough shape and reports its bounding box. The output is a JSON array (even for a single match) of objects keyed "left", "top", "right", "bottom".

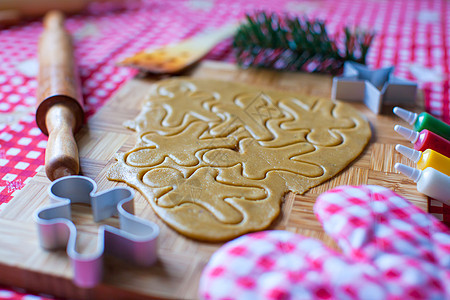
[
  {"left": 107, "top": 78, "right": 371, "bottom": 241},
  {"left": 126, "top": 121, "right": 237, "bottom": 167},
  {"left": 203, "top": 138, "right": 322, "bottom": 179}
]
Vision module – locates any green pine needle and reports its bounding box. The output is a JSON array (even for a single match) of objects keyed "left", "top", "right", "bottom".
[{"left": 233, "top": 12, "right": 375, "bottom": 74}]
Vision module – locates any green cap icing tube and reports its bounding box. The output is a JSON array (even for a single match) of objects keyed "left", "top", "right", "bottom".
[{"left": 394, "top": 107, "right": 450, "bottom": 141}]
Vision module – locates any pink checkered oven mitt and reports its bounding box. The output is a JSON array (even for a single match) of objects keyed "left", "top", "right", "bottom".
[{"left": 199, "top": 185, "right": 450, "bottom": 300}]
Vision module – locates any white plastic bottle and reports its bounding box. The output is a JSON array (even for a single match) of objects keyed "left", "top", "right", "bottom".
[{"left": 394, "top": 163, "right": 450, "bottom": 205}]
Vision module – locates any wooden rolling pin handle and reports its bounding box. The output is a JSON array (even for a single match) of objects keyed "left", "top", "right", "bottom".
[
  {"left": 45, "top": 103, "right": 79, "bottom": 181},
  {"left": 36, "top": 11, "right": 85, "bottom": 181}
]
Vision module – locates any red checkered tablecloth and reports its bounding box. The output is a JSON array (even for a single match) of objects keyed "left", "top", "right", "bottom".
[{"left": 0, "top": 0, "right": 449, "bottom": 298}]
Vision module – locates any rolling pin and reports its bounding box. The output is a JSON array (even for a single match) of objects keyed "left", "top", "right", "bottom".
[{"left": 36, "top": 11, "right": 84, "bottom": 181}]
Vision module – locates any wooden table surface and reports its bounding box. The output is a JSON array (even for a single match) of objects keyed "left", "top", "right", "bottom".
[{"left": 0, "top": 61, "right": 426, "bottom": 299}]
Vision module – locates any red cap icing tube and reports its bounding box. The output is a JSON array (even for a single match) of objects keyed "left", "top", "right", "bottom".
[{"left": 394, "top": 125, "right": 450, "bottom": 158}]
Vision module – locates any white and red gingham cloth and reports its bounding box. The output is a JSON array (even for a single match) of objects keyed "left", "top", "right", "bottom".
[
  {"left": 200, "top": 185, "right": 450, "bottom": 300},
  {"left": 0, "top": 0, "right": 450, "bottom": 298}
]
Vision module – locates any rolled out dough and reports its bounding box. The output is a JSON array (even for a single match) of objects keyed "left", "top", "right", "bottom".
[{"left": 107, "top": 78, "right": 371, "bottom": 241}]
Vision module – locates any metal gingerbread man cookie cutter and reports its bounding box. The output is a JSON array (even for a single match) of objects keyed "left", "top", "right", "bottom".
[{"left": 34, "top": 175, "right": 159, "bottom": 288}]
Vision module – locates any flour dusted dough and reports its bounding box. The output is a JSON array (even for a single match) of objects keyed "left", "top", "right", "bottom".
[{"left": 107, "top": 78, "right": 371, "bottom": 241}]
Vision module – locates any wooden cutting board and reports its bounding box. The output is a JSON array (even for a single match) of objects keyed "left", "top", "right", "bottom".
[{"left": 0, "top": 61, "right": 426, "bottom": 300}]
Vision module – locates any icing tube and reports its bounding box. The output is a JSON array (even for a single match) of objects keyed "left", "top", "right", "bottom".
[
  {"left": 395, "top": 145, "right": 450, "bottom": 176},
  {"left": 395, "top": 163, "right": 450, "bottom": 205},
  {"left": 394, "top": 107, "right": 450, "bottom": 141},
  {"left": 394, "top": 125, "right": 450, "bottom": 158}
]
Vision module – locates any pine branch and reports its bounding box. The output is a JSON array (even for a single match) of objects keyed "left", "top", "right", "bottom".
[{"left": 233, "top": 12, "right": 375, "bottom": 74}]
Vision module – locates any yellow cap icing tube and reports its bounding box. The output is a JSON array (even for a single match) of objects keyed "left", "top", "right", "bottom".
[{"left": 395, "top": 145, "right": 450, "bottom": 176}]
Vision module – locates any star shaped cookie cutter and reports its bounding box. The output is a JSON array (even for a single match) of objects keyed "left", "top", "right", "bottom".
[
  {"left": 331, "top": 61, "right": 417, "bottom": 114},
  {"left": 34, "top": 176, "right": 159, "bottom": 288}
]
